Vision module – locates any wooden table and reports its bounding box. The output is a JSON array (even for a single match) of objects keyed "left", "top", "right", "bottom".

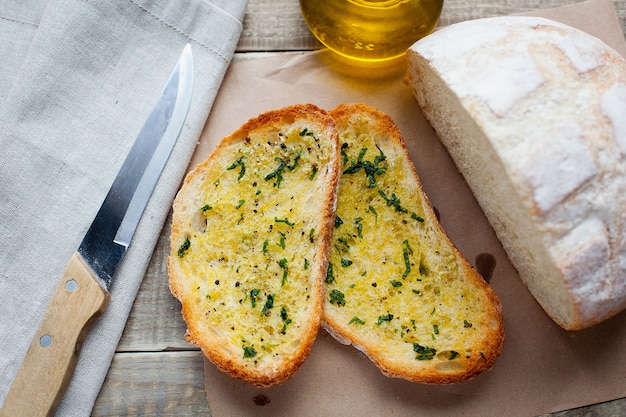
[{"left": 93, "top": 0, "right": 626, "bottom": 415}]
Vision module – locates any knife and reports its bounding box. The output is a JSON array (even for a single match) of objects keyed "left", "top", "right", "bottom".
[{"left": 0, "top": 44, "right": 194, "bottom": 417}]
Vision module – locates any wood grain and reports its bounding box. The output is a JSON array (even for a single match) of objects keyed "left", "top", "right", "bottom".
[{"left": 93, "top": 0, "right": 626, "bottom": 415}]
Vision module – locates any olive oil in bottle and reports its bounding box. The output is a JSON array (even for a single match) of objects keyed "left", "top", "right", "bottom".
[{"left": 299, "top": 0, "right": 444, "bottom": 62}]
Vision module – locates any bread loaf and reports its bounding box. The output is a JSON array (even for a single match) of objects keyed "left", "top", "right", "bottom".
[
  {"left": 168, "top": 104, "right": 340, "bottom": 386},
  {"left": 323, "top": 103, "right": 504, "bottom": 384},
  {"left": 407, "top": 16, "right": 626, "bottom": 330}
]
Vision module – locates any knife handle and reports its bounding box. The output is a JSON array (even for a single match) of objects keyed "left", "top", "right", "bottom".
[{"left": 0, "top": 252, "right": 110, "bottom": 417}]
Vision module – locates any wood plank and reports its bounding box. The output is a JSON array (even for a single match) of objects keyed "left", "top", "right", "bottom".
[
  {"left": 236, "top": 0, "right": 626, "bottom": 53},
  {"left": 92, "top": 351, "right": 210, "bottom": 417},
  {"left": 117, "top": 214, "right": 192, "bottom": 352}
]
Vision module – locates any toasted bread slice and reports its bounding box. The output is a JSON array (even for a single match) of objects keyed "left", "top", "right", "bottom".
[
  {"left": 168, "top": 104, "right": 340, "bottom": 387},
  {"left": 323, "top": 103, "right": 504, "bottom": 384}
]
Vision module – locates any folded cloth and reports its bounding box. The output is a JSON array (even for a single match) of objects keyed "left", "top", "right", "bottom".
[{"left": 0, "top": 0, "right": 248, "bottom": 415}]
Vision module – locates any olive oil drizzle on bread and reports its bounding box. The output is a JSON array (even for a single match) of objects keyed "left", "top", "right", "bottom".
[
  {"left": 323, "top": 104, "right": 504, "bottom": 384},
  {"left": 169, "top": 104, "right": 340, "bottom": 387}
]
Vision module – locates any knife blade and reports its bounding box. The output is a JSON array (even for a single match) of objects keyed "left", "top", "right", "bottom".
[{"left": 0, "top": 44, "right": 194, "bottom": 417}]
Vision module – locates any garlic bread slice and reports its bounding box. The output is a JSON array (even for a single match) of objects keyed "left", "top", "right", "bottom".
[
  {"left": 324, "top": 103, "right": 504, "bottom": 384},
  {"left": 169, "top": 104, "right": 340, "bottom": 387}
]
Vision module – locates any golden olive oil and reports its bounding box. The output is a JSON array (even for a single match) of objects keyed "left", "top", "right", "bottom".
[{"left": 299, "top": 0, "right": 443, "bottom": 62}]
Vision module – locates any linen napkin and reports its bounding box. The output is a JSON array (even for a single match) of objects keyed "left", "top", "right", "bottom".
[{"left": 0, "top": 0, "right": 248, "bottom": 415}]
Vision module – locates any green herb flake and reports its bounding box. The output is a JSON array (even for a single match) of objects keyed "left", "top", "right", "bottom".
[
  {"left": 378, "top": 189, "right": 408, "bottom": 213},
  {"left": 236, "top": 199, "right": 245, "bottom": 209},
  {"left": 265, "top": 158, "right": 286, "bottom": 187},
  {"left": 349, "top": 316, "right": 365, "bottom": 325},
  {"left": 335, "top": 215, "right": 344, "bottom": 229},
  {"left": 329, "top": 289, "right": 346, "bottom": 306},
  {"left": 304, "top": 258, "right": 309, "bottom": 270},
  {"left": 341, "top": 258, "right": 353, "bottom": 267},
  {"left": 262, "top": 239, "right": 269, "bottom": 254},
  {"left": 464, "top": 320, "right": 473, "bottom": 328},
  {"left": 309, "top": 228, "right": 315, "bottom": 243},
  {"left": 368, "top": 205, "right": 378, "bottom": 223},
  {"left": 376, "top": 314, "right": 394, "bottom": 325},
  {"left": 280, "top": 306, "right": 293, "bottom": 334},
  {"left": 250, "top": 289, "right": 260, "bottom": 308},
  {"left": 299, "top": 127, "right": 316, "bottom": 139},
  {"left": 342, "top": 146, "right": 387, "bottom": 188},
  {"left": 390, "top": 280, "right": 403, "bottom": 288},
  {"left": 325, "top": 262, "right": 335, "bottom": 284},
  {"left": 449, "top": 351, "right": 460, "bottom": 360},
  {"left": 402, "top": 240, "right": 413, "bottom": 279},
  {"left": 279, "top": 258, "right": 288, "bottom": 286},
  {"left": 275, "top": 217, "right": 295, "bottom": 226},
  {"left": 411, "top": 212, "right": 425, "bottom": 222},
  {"left": 261, "top": 294, "right": 275, "bottom": 315},
  {"left": 243, "top": 345, "right": 257, "bottom": 358},
  {"left": 277, "top": 231, "right": 286, "bottom": 249},
  {"left": 433, "top": 324, "right": 439, "bottom": 335},
  {"left": 227, "top": 156, "right": 246, "bottom": 180},
  {"left": 354, "top": 217, "right": 363, "bottom": 238},
  {"left": 413, "top": 343, "right": 437, "bottom": 360},
  {"left": 309, "top": 164, "right": 318, "bottom": 180},
  {"left": 177, "top": 237, "right": 191, "bottom": 258},
  {"left": 200, "top": 204, "right": 213, "bottom": 212}
]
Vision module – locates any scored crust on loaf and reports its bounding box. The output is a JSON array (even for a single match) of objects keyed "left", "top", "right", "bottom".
[
  {"left": 407, "top": 16, "right": 626, "bottom": 330},
  {"left": 323, "top": 103, "right": 504, "bottom": 384},
  {"left": 168, "top": 104, "right": 340, "bottom": 386}
]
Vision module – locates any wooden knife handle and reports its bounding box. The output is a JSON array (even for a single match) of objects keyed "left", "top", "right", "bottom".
[{"left": 0, "top": 252, "right": 110, "bottom": 417}]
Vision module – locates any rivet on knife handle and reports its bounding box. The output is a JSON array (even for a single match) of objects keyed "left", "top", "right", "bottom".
[{"left": 0, "top": 253, "right": 109, "bottom": 417}]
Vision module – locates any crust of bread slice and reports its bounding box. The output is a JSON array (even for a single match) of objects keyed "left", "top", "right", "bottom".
[
  {"left": 323, "top": 103, "right": 504, "bottom": 384},
  {"left": 168, "top": 104, "right": 340, "bottom": 387}
]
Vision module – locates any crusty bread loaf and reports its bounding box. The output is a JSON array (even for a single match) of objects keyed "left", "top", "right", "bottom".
[
  {"left": 323, "top": 103, "right": 504, "bottom": 384},
  {"left": 407, "top": 16, "right": 626, "bottom": 330},
  {"left": 168, "top": 104, "right": 340, "bottom": 386}
]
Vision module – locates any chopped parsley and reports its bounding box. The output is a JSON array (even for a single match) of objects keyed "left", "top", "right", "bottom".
[
  {"left": 261, "top": 293, "right": 275, "bottom": 315},
  {"left": 325, "top": 262, "right": 335, "bottom": 284},
  {"left": 280, "top": 306, "right": 293, "bottom": 334},
  {"left": 226, "top": 156, "right": 246, "bottom": 180},
  {"left": 264, "top": 151, "right": 302, "bottom": 188},
  {"left": 342, "top": 146, "right": 387, "bottom": 188},
  {"left": 275, "top": 217, "right": 295, "bottom": 226},
  {"left": 349, "top": 316, "right": 365, "bottom": 325},
  {"left": 411, "top": 212, "right": 425, "bottom": 222},
  {"left": 243, "top": 345, "right": 257, "bottom": 358},
  {"left": 250, "top": 289, "right": 260, "bottom": 308},
  {"left": 376, "top": 314, "right": 394, "bottom": 325},
  {"left": 378, "top": 189, "right": 408, "bottom": 213},
  {"left": 329, "top": 289, "right": 346, "bottom": 306},
  {"left": 177, "top": 237, "right": 191, "bottom": 258},
  {"left": 335, "top": 215, "right": 344, "bottom": 228},
  {"left": 413, "top": 343, "right": 437, "bottom": 360},
  {"left": 354, "top": 217, "right": 363, "bottom": 238},
  {"left": 402, "top": 240, "right": 413, "bottom": 279},
  {"left": 279, "top": 258, "right": 288, "bottom": 286}
]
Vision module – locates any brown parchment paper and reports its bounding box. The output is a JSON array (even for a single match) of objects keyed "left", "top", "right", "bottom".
[{"left": 194, "top": 1, "right": 626, "bottom": 415}]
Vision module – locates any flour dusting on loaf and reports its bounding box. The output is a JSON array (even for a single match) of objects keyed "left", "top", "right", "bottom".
[{"left": 407, "top": 16, "right": 626, "bottom": 330}]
